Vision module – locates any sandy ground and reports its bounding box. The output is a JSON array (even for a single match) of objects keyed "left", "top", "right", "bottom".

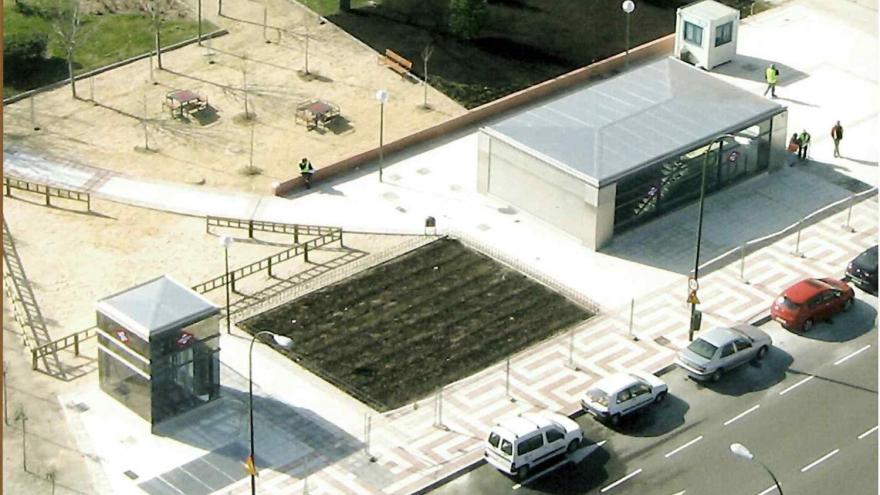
[{"left": 2, "top": 0, "right": 466, "bottom": 194}]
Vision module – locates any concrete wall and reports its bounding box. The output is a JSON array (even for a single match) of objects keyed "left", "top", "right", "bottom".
[
  {"left": 769, "top": 110, "right": 789, "bottom": 172},
  {"left": 275, "top": 34, "right": 675, "bottom": 196},
  {"left": 479, "top": 132, "right": 617, "bottom": 250}
]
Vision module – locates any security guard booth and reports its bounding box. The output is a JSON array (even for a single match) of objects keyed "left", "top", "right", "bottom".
[
  {"left": 96, "top": 275, "right": 221, "bottom": 430},
  {"left": 674, "top": 0, "right": 740, "bottom": 70}
]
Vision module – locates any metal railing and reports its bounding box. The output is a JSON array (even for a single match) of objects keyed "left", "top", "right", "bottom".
[
  {"left": 3, "top": 176, "right": 91, "bottom": 211},
  {"left": 206, "top": 215, "right": 340, "bottom": 244},
  {"left": 192, "top": 228, "right": 343, "bottom": 294},
  {"left": 30, "top": 327, "right": 97, "bottom": 370}
]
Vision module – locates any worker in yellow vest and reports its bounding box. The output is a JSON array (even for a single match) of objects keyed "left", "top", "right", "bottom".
[
  {"left": 798, "top": 129, "right": 811, "bottom": 161},
  {"left": 763, "top": 64, "right": 779, "bottom": 98},
  {"left": 299, "top": 157, "right": 315, "bottom": 189}
]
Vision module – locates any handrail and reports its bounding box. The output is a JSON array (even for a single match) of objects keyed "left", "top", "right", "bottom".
[
  {"left": 206, "top": 215, "right": 341, "bottom": 243},
  {"left": 192, "top": 228, "right": 343, "bottom": 294},
  {"left": 31, "top": 327, "right": 97, "bottom": 363},
  {"left": 3, "top": 175, "right": 91, "bottom": 211}
]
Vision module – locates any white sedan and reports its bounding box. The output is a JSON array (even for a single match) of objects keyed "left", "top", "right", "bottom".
[{"left": 581, "top": 371, "right": 668, "bottom": 426}]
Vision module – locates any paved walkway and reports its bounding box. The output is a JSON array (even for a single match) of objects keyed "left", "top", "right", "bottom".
[{"left": 5, "top": 0, "right": 877, "bottom": 494}]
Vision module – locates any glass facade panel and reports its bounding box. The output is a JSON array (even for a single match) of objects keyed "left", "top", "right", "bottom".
[
  {"left": 715, "top": 22, "right": 733, "bottom": 47},
  {"left": 684, "top": 22, "right": 703, "bottom": 46},
  {"left": 151, "top": 331, "right": 220, "bottom": 425},
  {"left": 99, "top": 348, "right": 152, "bottom": 422},
  {"left": 614, "top": 120, "right": 773, "bottom": 231}
]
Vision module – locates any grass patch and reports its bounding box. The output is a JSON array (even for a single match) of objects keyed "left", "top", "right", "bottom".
[
  {"left": 241, "top": 238, "right": 594, "bottom": 412},
  {"left": 3, "top": 0, "right": 217, "bottom": 98},
  {"left": 293, "top": 0, "right": 373, "bottom": 17}
]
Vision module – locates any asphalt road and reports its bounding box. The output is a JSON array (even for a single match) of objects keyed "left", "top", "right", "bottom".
[{"left": 430, "top": 290, "right": 877, "bottom": 495}]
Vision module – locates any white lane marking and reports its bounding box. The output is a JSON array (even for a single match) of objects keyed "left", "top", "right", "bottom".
[
  {"left": 723, "top": 405, "right": 760, "bottom": 426},
  {"left": 834, "top": 344, "right": 871, "bottom": 365},
  {"left": 664, "top": 436, "right": 704, "bottom": 458},
  {"left": 858, "top": 426, "right": 878, "bottom": 440},
  {"left": 757, "top": 485, "right": 779, "bottom": 495},
  {"left": 800, "top": 449, "right": 840, "bottom": 472},
  {"left": 511, "top": 440, "right": 607, "bottom": 489},
  {"left": 600, "top": 468, "right": 643, "bottom": 493},
  {"left": 671, "top": 491, "right": 686, "bottom": 495},
  {"left": 779, "top": 375, "right": 813, "bottom": 396}
]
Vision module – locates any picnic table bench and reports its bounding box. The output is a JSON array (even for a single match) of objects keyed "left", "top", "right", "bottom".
[
  {"left": 379, "top": 49, "right": 413, "bottom": 78},
  {"left": 295, "top": 99, "right": 340, "bottom": 131},
  {"left": 164, "top": 89, "right": 208, "bottom": 118}
]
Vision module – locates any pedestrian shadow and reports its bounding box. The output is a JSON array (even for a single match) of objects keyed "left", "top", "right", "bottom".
[
  {"left": 772, "top": 95, "right": 821, "bottom": 108},
  {"left": 712, "top": 54, "right": 810, "bottom": 87},
  {"left": 696, "top": 346, "right": 793, "bottom": 397},
  {"left": 841, "top": 156, "right": 878, "bottom": 167}
]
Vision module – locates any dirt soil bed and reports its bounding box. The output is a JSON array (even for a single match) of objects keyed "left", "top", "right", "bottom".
[{"left": 241, "top": 237, "right": 594, "bottom": 411}]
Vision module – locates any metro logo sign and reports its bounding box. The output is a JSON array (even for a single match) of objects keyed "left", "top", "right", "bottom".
[
  {"left": 176, "top": 332, "right": 195, "bottom": 348},
  {"left": 115, "top": 329, "right": 130, "bottom": 344}
]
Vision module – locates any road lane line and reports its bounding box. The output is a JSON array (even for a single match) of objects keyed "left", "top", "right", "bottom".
[
  {"left": 671, "top": 491, "right": 686, "bottom": 495},
  {"left": 779, "top": 376, "right": 813, "bottom": 396},
  {"left": 724, "top": 405, "right": 760, "bottom": 426},
  {"left": 664, "top": 436, "right": 703, "bottom": 458},
  {"left": 600, "top": 468, "right": 643, "bottom": 492},
  {"left": 757, "top": 486, "right": 779, "bottom": 495},
  {"left": 834, "top": 344, "right": 871, "bottom": 365},
  {"left": 800, "top": 449, "right": 840, "bottom": 472},
  {"left": 858, "top": 426, "right": 878, "bottom": 440}
]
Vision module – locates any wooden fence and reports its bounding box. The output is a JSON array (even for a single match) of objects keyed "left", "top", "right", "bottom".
[{"left": 4, "top": 176, "right": 91, "bottom": 211}]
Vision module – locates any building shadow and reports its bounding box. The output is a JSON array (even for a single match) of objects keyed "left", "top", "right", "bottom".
[
  {"left": 142, "top": 368, "right": 366, "bottom": 495},
  {"left": 712, "top": 54, "right": 810, "bottom": 87},
  {"left": 602, "top": 165, "right": 873, "bottom": 275}
]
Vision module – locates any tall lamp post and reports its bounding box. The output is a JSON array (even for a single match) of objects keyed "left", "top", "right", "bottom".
[
  {"left": 730, "top": 443, "right": 783, "bottom": 494},
  {"left": 622, "top": 1, "right": 635, "bottom": 68},
  {"left": 689, "top": 134, "right": 751, "bottom": 341},
  {"left": 248, "top": 331, "right": 294, "bottom": 494},
  {"left": 219, "top": 235, "right": 233, "bottom": 334},
  {"left": 375, "top": 89, "right": 389, "bottom": 183}
]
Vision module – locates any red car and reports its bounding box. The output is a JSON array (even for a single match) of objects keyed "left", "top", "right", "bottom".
[{"left": 770, "top": 278, "right": 854, "bottom": 332}]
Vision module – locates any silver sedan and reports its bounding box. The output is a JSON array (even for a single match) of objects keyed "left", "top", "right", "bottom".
[{"left": 675, "top": 324, "right": 773, "bottom": 382}]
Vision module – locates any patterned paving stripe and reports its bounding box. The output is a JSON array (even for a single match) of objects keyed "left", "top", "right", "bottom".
[
  {"left": 531, "top": 369, "right": 591, "bottom": 406},
  {"left": 386, "top": 450, "right": 484, "bottom": 495}
]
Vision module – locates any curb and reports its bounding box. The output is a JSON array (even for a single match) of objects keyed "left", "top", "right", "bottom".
[
  {"left": 750, "top": 313, "right": 773, "bottom": 327},
  {"left": 3, "top": 29, "right": 229, "bottom": 105},
  {"left": 409, "top": 458, "right": 486, "bottom": 495}
]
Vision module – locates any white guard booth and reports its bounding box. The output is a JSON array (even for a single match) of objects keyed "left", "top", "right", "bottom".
[{"left": 674, "top": 0, "right": 740, "bottom": 70}]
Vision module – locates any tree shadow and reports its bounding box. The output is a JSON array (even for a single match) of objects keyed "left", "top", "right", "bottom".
[
  {"left": 696, "top": 346, "right": 793, "bottom": 397},
  {"left": 190, "top": 104, "right": 221, "bottom": 126},
  {"left": 327, "top": 115, "right": 354, "bottom": 135}
]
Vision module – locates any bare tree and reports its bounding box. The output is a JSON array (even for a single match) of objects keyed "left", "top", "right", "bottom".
[
  {"left": 421, "top": 44, "right": 434, "bottom": 109},
  {"left": 140, "top": 0, "right": 175, "bottom": 69},
  {"left": 50, "top": 0, "right": 83, "bottom": 99}
]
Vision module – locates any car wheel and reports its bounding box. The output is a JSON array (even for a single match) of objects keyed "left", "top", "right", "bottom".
[
  {"left": 843, "top": 298, "right": 853, "bottom": 312},
  {"left": 517, "top": 464, "right": 530, "bottom": 481},
  {"left": 802, "top": 318, "right": 814, "bottom": 332},
  {"left": 755, "top": 346, "right": 769, "bottom": 361},
  {"left": 567, "top": 439, "right": 580, "bottom": 454},
  {"left": 654, "top": 391, "right": 667, "bottom": 404},
  {"left": 609, "top": 414, "right": 621, "bottom": 426},
  {"left": 711, "top": 369, "right": 723, "bottom": 382}
]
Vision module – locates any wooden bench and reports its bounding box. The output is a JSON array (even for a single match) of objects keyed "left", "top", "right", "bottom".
[{"left": 379, "top": 48, "right": 413, "bottom": 77}]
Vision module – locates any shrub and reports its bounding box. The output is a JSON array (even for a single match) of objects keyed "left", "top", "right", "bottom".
[
  {"left": 448, "top": 0, "right": 488, "bottom": 39},
  {"left": 3, "top": 31, "right": 49, "bottom": 65}
]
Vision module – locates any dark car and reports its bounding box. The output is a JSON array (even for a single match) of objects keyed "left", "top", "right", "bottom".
[
  {"left": 770, "top": 278, "right": 855, "bottom": 332},
  {"left": 845, "top": 245, "right": 878, "bottom": 294}
]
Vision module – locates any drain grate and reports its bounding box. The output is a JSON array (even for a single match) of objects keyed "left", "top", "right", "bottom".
[
  {"left": 654, "top": 336, "right": 671, "bottom": 346},
  {"left": 124, "top": 470, "right": 139, "bottom": 480}
]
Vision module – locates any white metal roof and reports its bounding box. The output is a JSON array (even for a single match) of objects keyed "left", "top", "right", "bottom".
[
  {"left": 495, "top": 413, "right": 552, "bottom": 438},
  {"left": 680, "top": 0, "right": 739, "bottom": 21},
  {"left": 485, "top": 57, "right": 785, "bottom": 187},
  {"left": 591, "top": 373, "right": 639, "bottom": 395},
  {"left": 96, "top": 275, "right": 220, "bottom": 340}
]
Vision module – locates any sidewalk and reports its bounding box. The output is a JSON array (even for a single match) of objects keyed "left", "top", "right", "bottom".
[{"left": 6, "top": 0, "right": 878, "bottom": 494}]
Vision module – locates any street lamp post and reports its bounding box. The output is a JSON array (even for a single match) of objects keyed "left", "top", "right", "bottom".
[
  {"left": 689, "top": 134, "right": 751, "bottom": 341},
  {"left": 622, "top": 1, "right": 635, "bottom": 68},
  {"left": 219, "top": 235, "right": 233, "bottom": 334},
  {"left": 375, "top": 89, "right": 389, "bottom": 183},
  {"left": 730, "top": 443, "right": 783, "bottom": 494},
  {"left": 248, "top": 331, "right": 294, "bottom": 494}
]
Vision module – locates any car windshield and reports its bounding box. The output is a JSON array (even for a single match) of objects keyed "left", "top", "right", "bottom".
[
  {"left": 687, "top": 339, "right": 717, "bottom": 360},
  {"left": 588, "top": 389, "right": 609, "bottom": 406},
  {"left": 857, "top": 247, "right": 878, "bottom": 271},
  {"left": 500, "top": 439, "right": 513, "bottom": 457},
  {"left": 488, "top": 432, "right": 500, "bottom": 448},
  {"left": 776, "top": 296, "right": 800, "bottom": 310}
]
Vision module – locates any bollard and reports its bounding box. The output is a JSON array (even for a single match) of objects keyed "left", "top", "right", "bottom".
[
  {"left": 842, "top": 195, "right": 855, "bottom": 232},
  {"left": 294, "top": 225, "right": 300, "bottom": 245},
  {"left": 44, "top": 190, "right": 51, "bottom": 207},
  {"left": 505, "top": 357, "right": 516, "bottom": 402},
  {"left": 90, "top": 77, "right": 95, "bottom": 102},
  {"left": 304, "top": 244, "right": 309, "bottom": 263},
  {"left": 268, "top": 258, "right": 273, "bottom": 278},
  {"left": 739, "top": 243, "right": 748, "bottom": 283},
  {"left": 434, "top": 387, "right": 446, "bottom": 430},
  {"left": 263, "top": 8, "right": 269, "bottom": 43},
  {"left": 248, "top": 220, "right": 254, "bottom": 238},
  {"left": 363, "top": 413, "right": 376, "bottom": 461},
  {"left": 30, "top": 96, "right": 40, "bottom": 131},
  {"left": 792, "top": 220, "right": 804, "bottom": 257},
  {"left": 567, "top": 326, "right": 575, "bottom": 369},
  {"left": 628, "top": 299, "right": 637, "bottom": 341},
  {"left": 3, "top": 362, "right": 9, "bottom": 426}
]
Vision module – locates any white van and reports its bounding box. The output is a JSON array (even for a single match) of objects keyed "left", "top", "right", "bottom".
[{"left": 484, "top": 412, "right": 583, "bottom": 480}]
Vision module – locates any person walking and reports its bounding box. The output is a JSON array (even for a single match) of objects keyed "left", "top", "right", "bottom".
[
  {"left": 787, "top": 133, "right": 800, "bottom": 166},
  {"left": 298, "top": 157, "right": 315, "bottom": 189},
  {"left": 831, "top": 121, "right": 844, "bottom": 157},
  {"left": 763, "top": 63, "right": 780, "bottom": 98},
  {"left": 798, "top": 129, "right": 811, "bottom": 161}
]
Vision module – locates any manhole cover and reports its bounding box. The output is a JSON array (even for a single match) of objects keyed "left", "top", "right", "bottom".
[
  {"left": 654, "top": 336, "right": 671, "bottom": 346},
  {"left": 124, "top": 470, "right": 139, "bottom": 480},
  {"left": 417, "top": 168, "right": 431, "bottom": 175},
  {"left": 498, "top": 206, "right": 517, "bottom": 215}
]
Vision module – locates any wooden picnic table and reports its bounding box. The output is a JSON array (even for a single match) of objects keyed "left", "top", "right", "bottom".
[
  {"left": 164, "top": 89, "right": 208, "bottom": 118},
  {"left": 295, "top": 99, "right": 340, "bottom": 131}
]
